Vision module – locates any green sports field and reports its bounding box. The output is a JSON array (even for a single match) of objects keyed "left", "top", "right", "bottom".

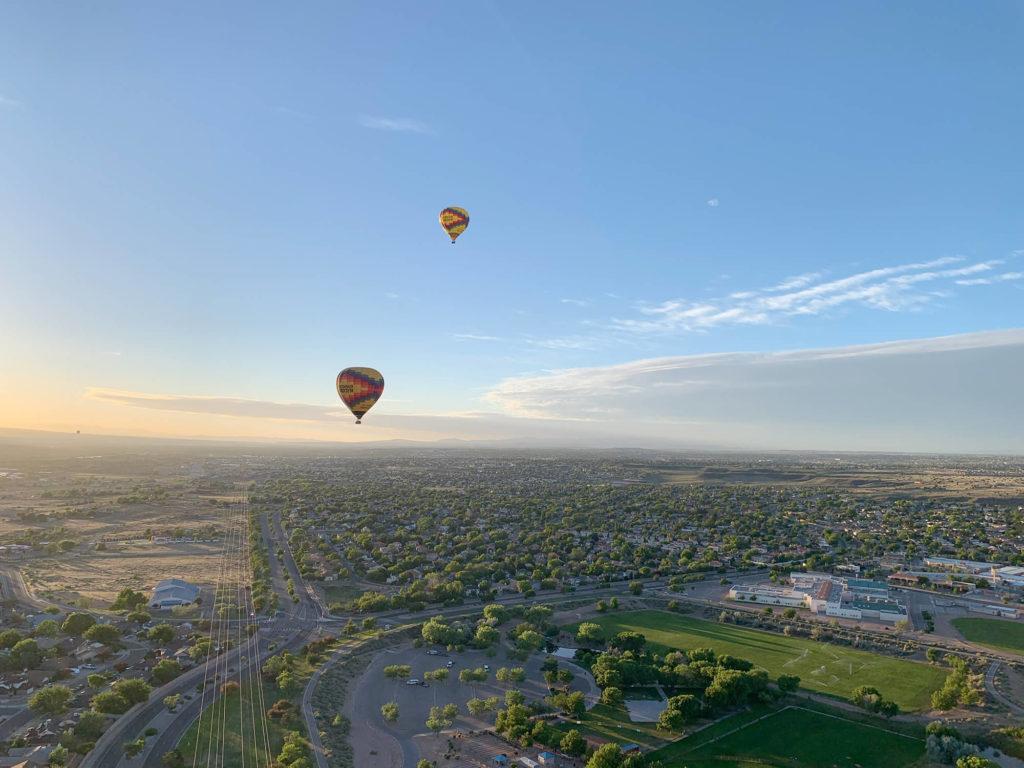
[
  {"left": 567, "top": 610, "right": 945, "bottom": 710},
  {"left": 654, "top": 706, "right": 924, "bottom": 767},
  {"left": 953, "top": 617, "right": 1024, "bottom": 654}
]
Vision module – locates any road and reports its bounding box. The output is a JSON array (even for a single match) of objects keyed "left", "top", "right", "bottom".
[
  {"left": 301, "top": 641, "right": 353, "bottom": 768},
  {"left": 272, "top": 510, "right": 325, "bottom": 618},
  {"left": 0, "top": 565, "right": 61, "bottom": 612},
  {"left": 129, "top": 507, "right": 320, "bottom": 768},
  {"left": 985, "top": 661, "right": 1024, "bottom": 716}
]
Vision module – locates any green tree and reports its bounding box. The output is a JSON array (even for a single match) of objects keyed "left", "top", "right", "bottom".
[
  {"left": 516, "top": 630, "right": 544, "bottom": 653},
  {"left": 49, "top": 744, "right": 69, "bottom": 766},
  {"left": 12, "top": 638, "right": 42, "bottom": 667},
  {"left": 956, "top": 758, "right": 998, "bottom": 768},
  {"left": 466, "top": 697, "right": 489, "bottom": 716},
  {"left": 587, "top": 743, "right": 625, "bottom": 768},
  {"left": 161, "top": 750, "right": 185, "bottom": 768},
  {"left": 0, "top": 629, "right": 23, "bottom": 648},
  {"left": 92, "top": 691, "right": 131, "bottom": 714},
  {"left": 425, "top": 705, "right": 454, "bottom": 735},
  {"left": 277, "top": 670, "right": 299, "bottom": 695},
  {"left": 560, "top": 728, "right": 587, "bottom": 757},
  {"left": 29, "top": 684, "right": 73, "bottom": 715},
  {"left": 380, "top": 701, "right": 399, "bottom": 722},
  {"left": 576, "top": 622, "right": 604, "bottom": 644},
  {"left": 383, "top": 664, "right": 411, "bottom": 679},
  {"left": 658, "top": 707, "right": 685, "bottom": 731},
  {"left": 34, "top": 619, "right": 59, "bottom": 637},
  {"left": 75, "top": 710, "right": 108, "bottom": 739},
  {"left": 601, "top": 686, "right": 624, "bottom": 706},
  {"left": 152, "top": 660, "right": 181, "bottom": 685},
  {"left": 87, "top": 673, "right": 107, "bottom": 689},
  {"left": 110, "top": 588, "right": 148, "bottom": 611},
  {"left": 474, "top": 624, "right": 499, "bottom": 648},
  {"left": 61, "top": 613, "right": 96, "bottom": 636},
  {"left": 84, "top": 623, "right": 122, "bottom": 648},
  {"left": 777, "top": 674, "right": 800, "bottom": 692},
  {"left": 148, "top": 624, "right": 175, "bottom": 645},
  {"left": 123, "top": 738, "right": 145, "bottom": 758},
  {"left": 112, "top": 678, "right": 152, "bottom": 706}
]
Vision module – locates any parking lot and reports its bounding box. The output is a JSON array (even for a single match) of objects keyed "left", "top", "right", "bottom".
[{"left": 345, "top": 643, "right": 597, "bottom": 766}]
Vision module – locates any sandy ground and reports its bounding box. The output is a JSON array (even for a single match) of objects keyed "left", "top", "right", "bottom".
[{"left": 21, "top": 542, "right": 222, "bottom": 606}]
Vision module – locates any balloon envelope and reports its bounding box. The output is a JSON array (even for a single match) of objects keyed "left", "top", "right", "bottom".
[
  {"left": 439, "top": 206, "right": 469, "bottom": 243},
  {"left": 336, "top": 367, "right": 385, "bottom": 423}
]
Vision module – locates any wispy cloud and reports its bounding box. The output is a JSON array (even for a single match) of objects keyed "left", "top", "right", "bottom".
[
  {"left": 614, "top": 255, "right": 1017, "bottom": 335},
  {"left": 955, "top": 272, "right": 1024, "bottom": 287},
  {"left": 0, "top": 94, "right": 22, "bottom": 108},
  {"left": 483, "top": 330, "right": 1024, "bottom": 453},
  {"left": 706, "top": 198, "right": 720, "bottom": 207},
  {"left": 358, "top": 115, "right": 433, "bottom": 134},
  {"left": 527, "top": 336, "right": 600, "bottom": 351},
  {"left": 453, "top": 333, "right": 501, "bottom": 342},
  {"left": 384, "top": 292, "right": 400, "bottom": 300},
  {"left": 560, "top": 298, "right": 589, "bottom": 307},
  {"left": 87, "top": 388, "right": 344, "bottom": 422}
]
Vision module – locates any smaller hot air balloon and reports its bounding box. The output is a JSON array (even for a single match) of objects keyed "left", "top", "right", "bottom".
[
  {"left": 439, "top": 206, "right": 470, "bottom": 244},
  {"left": 336, "top": 367, "right": 385, "bottom": 424}
]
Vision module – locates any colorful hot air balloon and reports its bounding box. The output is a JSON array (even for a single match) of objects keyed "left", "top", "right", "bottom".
[
  {"left": 439, "top": 206, "right": 470, "bottom": 244},
  {"left": 336, "top": 367, "right": 385, "bottom": 424}
]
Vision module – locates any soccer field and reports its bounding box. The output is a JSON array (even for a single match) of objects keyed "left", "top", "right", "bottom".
[
  {"left": 953, "top": 617, "right": 1024, "bottom": 654},
  {"left": 568, "top": 610, "right": 945, "bottom": 710},
  {"left": 654, "top": 706, "right": 924, "bottom": 767}
]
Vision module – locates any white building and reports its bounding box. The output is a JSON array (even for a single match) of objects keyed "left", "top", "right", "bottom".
[
  {"left": 729, "top": 572, "right": 907, "bottom": 623},
  {"left": 149, "top": 578, "right": 201, "bottom": 609},
  {"left": 924, "top": 556, "right": 992, "bottom": 575},
  {"left": 727, "top": 585, "right": 806, "bottom": 607},
  {"left": 993, "top": 566, "right": 1024, "bottom": 588}
]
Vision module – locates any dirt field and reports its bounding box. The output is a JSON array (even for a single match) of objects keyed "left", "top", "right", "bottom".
[{"left": 20, "top": 542, "right": 222, "bottom": 607}]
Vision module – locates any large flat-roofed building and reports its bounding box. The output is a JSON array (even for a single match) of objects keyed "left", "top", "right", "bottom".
[
  {"left": 727, "top": 585, "right": 806, "bottom": 607},
  {"left": 845, "top": 578, "right": 890, "bottom": 598},
  {"left": 924, "top": 556, "right": 992, "bottom": 574},
  {"left": 729, "top": 571, "right": 907, "bottom": 623},
  {"left": 993, "top": 566, "right": 1024, "bottom": 588},
  {"left": 149, "top": 578, "right": 200, "bottom": 609}
]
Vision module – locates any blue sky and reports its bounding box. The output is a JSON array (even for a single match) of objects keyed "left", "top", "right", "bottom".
[{"left": 1, "top": 3, "right": 1023, "bottom": 449}]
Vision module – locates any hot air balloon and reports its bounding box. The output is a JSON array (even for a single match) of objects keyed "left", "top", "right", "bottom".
[
  {"left": 336, "top": 367, "right": 385, "bottom": 424},
  {"left": 439, "top": 206, "right": 469, "bottom": 244}
]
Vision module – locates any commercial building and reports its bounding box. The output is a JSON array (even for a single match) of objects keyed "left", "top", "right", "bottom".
[
  {"left": 149, "top": 578, "right": 200, "bottom": 609},
  {"left": 728, "top": 572, "right": 907, "bottom": 623}
]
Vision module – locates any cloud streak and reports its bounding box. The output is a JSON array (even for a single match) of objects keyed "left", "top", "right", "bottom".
[
  {"left": 358, "top": 115, "right": 433, "bottom": 134},
  {"left": 614, "top": 256, "right": 1020, "bottom": 334},
  {"left": 83, "top": 330, "right": 1024, "bottom": 452},
  {"left": 483, "top": 329, "right": 1024, "bottom": 452},
  {"left": 87, "top": 389, "right": 345, "bottom": 422}
]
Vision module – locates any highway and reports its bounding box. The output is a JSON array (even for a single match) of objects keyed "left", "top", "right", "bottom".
[{"left": 128, "top": 507, "right": 319, "bottom": 768}]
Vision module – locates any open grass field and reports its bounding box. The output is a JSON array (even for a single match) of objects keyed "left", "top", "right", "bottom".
[
  {"left": 567, "top": 610, "right": 945, "bottom": 710},
  {"left": 654, "top": 706, "right": 924, "bottom": 767},
  {"left": 953, "top": 617, "right": 1024, "bottom": 654},
  {"left": 179, "top": 680, "right": 285, "bottom": 768}
]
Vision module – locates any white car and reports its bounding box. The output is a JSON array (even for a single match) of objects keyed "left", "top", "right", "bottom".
[{"left": 406, "top": 679, "right": 421, "bottom": 686}]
